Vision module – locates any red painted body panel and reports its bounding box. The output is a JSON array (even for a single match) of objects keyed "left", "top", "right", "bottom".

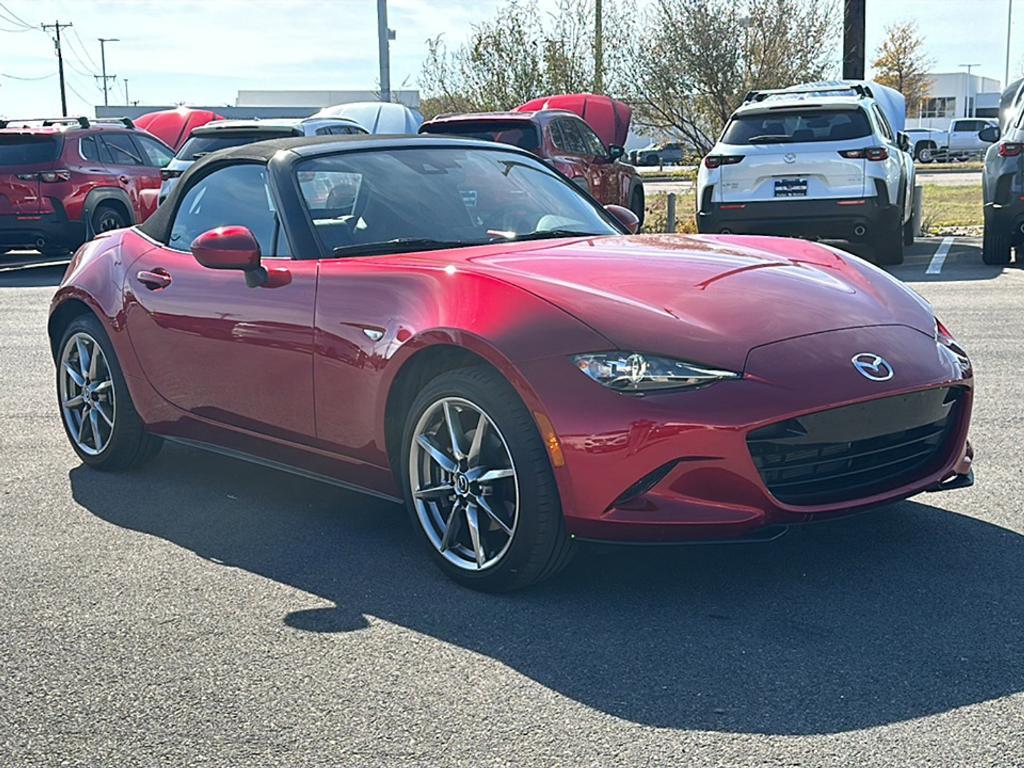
[
  {"left": 135, "top": 108, "right": 225, "bottom": 151},
  {"left": 419, "top": 110, "right": 639, "bottom": 209},
  {"left": 50, "top": 228, "right": 974, "bottom": 542},
  {"left": 514, "top": 93, "right": 632, "bottom": 149}
]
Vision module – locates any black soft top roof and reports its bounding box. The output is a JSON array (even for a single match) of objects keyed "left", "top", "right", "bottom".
[{"left": 138, "top": 133, "right": 513, "bottom": 243}]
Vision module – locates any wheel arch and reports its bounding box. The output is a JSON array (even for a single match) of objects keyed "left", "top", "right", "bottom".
[
  {"left": 83, "top": 188, "right": 135, "bottom": 237},
  {"left": 47, "top": 296, "right": 96, "bottom": 360},
  {"left": 381, "top": 334, "right": 554, "bottom": 480}
]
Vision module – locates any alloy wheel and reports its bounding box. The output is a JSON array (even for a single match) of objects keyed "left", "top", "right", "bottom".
[
  {"left": 409, "top": 397, "right": 519, "bottom": 571},
  {"left": 59, "top": 332, "right": 116, "bottom": 456},
  {"left": 96, "top": 211, "right": 123, "bottom": 233}
]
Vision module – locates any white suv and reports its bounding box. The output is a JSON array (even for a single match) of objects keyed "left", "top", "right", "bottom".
[
  {"left": 696, "top": 84, "right": 916, "bottom": 265},
  {"left": 158, "top": 116, "right": 367, "bottom": 203}
]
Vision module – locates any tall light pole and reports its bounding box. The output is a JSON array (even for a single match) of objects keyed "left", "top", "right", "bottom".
[
  {"left": 97, "top": 37, "right": 118, "bottom": 107},
  {"left": 960, "top": 63, "right": 979, "bottom": 116},
  {"left": 594, "top": 0, "right": 603, "bottom": 93},
  {"left": 1006, "top": 0, "right": 1014, "bottom": 88},
  {"left": 124, "top": 78, "right": 130, "bottom": 107},
  {"left": 377, "top": 0, "right": 395, "bottom": 103}
]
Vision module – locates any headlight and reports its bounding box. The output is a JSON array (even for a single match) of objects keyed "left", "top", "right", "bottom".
[{"left": 572, "top": 352, "right": 740, "bottom": 393}]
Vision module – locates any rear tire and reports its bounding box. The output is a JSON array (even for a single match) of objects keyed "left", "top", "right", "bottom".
[
  {"left": 873, "top": 209, "right": 905, "bottom": 266},
  {"left": 400, "top": 366, "right": 572, "bottom": 591},
  {"left": 982, "top": 222, "right": 1012, "bottom": 265},
  {"left": 903, "top": 214, "right": 915, "bottom": 247},
  {"left": 56, "top": 313, "right": 162, "bottom": 470},
  {"left": 92, "top": 204, "right": 128, "bottom": 236},
  {"left": 629, "top": 188, "right": 645, "bottom": 228}
]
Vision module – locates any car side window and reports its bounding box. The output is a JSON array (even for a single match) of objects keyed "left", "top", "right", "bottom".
[
  {"left": 553, "top": 119, "right": 588, "bottom": 155},
  {"left": 315, "top": 126, "right": 335, "bottom": 136},
  {"left": 134, "top": 135, "right": 174, "bottom": 168},
  {"left": 101, "top": 133, "right": 144, "bottom": 166},
  {"left": 872, "top": 106, "right": 895, "bottom": 143},
  {"left": 576, "top": 120, "right": 608, "bottom": 158},
  {"left": 168, "top": 164, "right": 289, "bottom": 257},
  {"left": 79, "top": 135, "right": 101, "bottom": 162}
]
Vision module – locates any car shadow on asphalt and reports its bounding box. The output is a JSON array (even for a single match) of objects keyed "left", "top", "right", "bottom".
[
  {"left": 0, "top": 264, "right": 65, "bottom": 288},
  {"left": 69, "top": 442, "right": 1024, "bottom": 737}
]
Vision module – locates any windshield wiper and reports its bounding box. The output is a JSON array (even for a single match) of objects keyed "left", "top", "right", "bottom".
[
  {"left": 747, "top": 134, "right": 792, "bottom": 144},
  {"left": 331, "top": 238, "right": 475, "bottom": 257},
  {"left": 495, "top": 228, "right": 603, "bottom": 243}
]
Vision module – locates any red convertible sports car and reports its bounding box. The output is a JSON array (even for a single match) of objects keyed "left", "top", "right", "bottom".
[{"left": 49, "top": 135, "right": 975, "bottom": 590}]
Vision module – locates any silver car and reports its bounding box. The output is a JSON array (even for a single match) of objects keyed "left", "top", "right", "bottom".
[{"left": 158, "top": 116, "right": 367, "bottom": 203}]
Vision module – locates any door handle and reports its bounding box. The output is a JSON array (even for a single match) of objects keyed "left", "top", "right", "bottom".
[
  {"left": 137, "top": 269, "right": 172, "bottom": 290},
  {"left": 118, "top": 175, "right": 130, "bottom": 185}
]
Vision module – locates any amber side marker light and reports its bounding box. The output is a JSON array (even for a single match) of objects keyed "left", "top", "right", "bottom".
[{"left": 533, "top": 411, "right": 565, "bottom": 468}]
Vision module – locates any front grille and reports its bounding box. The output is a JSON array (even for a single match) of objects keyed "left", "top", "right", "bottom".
[{"left": 747, "top": 388, "right": 963, "bottom": 506}]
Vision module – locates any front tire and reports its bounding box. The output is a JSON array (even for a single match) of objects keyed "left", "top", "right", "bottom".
[
  {"left": 629, "top": 187, "right": 645, "bottom": 228},
  {"left": 400, "top": 366, "right": 572, "bottom": 591},
  {"left": 56, "top": 313, "right": 162, "bottom": 470}
]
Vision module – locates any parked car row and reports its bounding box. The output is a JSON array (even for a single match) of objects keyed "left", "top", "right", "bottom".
[{"left": 905, "top": 119, "right": 998, "bottom": 163}]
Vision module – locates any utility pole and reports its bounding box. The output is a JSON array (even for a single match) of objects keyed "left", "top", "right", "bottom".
[
  {"left": 594, "top": 0, "right": 603, "bottom": 93},
  {"left": 96, "top": 38, "right": 119, "bottom": 107},
  {"left": 1006, "top": 0, "right": 1014, "bottom": 88},
  {"left": 960, "top": 63, "right": 979, "bottom": 116},
  {"left": 41, "top": 20, "right": 73, "bottom": 117},
  {"left": 377, "top": 0, "right": 395, "bottom": 103},
  {"left": 124, "top": 78, "right": 129, "bottom": 107},
  {"left": 842, "top": 0, "right": 865, "bottom": 80}
]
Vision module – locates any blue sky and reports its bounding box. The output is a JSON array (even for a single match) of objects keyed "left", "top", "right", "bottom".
[{"left": 0, "top": 0, "right": 1019, "bottom": 117}]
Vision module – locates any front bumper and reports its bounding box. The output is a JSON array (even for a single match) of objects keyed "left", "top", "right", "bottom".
[
  {"left": 697, "top": 196, "right": 900, "bottom": 240},
  {"left": 520, "top": 325, "right": 973, "bottom": 543}
]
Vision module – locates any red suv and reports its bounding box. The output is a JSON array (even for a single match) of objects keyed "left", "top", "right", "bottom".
[
  {"left": 0, "top": 116, "right": 173, "bottom": 256},
  {"left": 419, "top": 110, "right": 645, "bottom": 223}
]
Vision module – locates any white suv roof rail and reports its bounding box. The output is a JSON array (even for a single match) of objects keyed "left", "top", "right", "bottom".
[{"left": 743, "top": 83, "right": 874, "bottom": 105}]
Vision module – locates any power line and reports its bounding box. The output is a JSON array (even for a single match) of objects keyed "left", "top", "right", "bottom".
[
  {"left": 0, "top": 1, "right": 35, "bottom": 29},
  {"left": 69, "top": 27, "right": 99, "bottom": 70},
  {"left": 1, "top": 71, "right": 56, "bottom": 80},
  {"left": 0, "top": 23, "right": 34, "bottom": 32}
]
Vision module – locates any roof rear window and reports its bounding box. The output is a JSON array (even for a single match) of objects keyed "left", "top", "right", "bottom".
[
  {"left": 0, "top": 135, "right": 61, "bottom": 166},
  {"left": 176, "top": 130, "right": 297, "bottom": 160},
  {"left": 420, "top": 121, "right": 541, "bottom": 152},
  {"left": 722, "top": 109, "right": 872, "bottom": 145}
]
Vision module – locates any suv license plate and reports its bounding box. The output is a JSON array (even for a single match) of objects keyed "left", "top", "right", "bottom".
[{"left": 774, "top": 178, "right": 808, "bottom": 197}]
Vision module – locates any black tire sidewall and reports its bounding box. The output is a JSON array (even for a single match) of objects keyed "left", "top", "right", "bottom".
[
  {"left": 92, "top": 204, "right": 128, "bottom": 236},
  {"left": 399, "top": 367, "right": 565, "bottom": 590}
]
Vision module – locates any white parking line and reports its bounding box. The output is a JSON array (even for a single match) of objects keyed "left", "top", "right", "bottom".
[{"left": 926, "top": 236, "right": 955, "bottom": 274}]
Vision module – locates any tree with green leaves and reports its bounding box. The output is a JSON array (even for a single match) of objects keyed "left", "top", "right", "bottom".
[{"left": 871, "top": 21, "right": 933, "bottom": 115}]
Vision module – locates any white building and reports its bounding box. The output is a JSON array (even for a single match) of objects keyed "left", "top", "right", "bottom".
[
  {"left": 908, "top": 72, "right": 1001, "bottom": 129},
  {"left": 236, "top": 90, "right": 420, "bottom": 109}
]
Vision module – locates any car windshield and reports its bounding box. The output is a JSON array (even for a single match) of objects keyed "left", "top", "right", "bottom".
[
  {"left": 296, "top": 146, "right": 620, "bottom": 256},
  {"left": 722, "top": 109, "right": 872, "bottom": 144},
  {"left": 0, "top": 135, "right": 61, "bottom": 166},
  {"left": 420, "top": 121, "right": 541, "bottom": 152},
  {"left": 177, "top": 131, "right": 297, "bottom": 160}
]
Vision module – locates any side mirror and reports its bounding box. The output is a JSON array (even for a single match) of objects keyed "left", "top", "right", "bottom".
[
  {"left": 608, "top": 144, "right": 625, "bottom": 162},
  {"left": 604, "top": 204, "right": 640, "bottom": 234},
  {"left": 191, "top": 226, "right": 272, "bottom": 288},
  {"left": 979, "top": 125, "right": 1001, "bottom": 143},
  {"left": 897, "top": 132, "right": 911, "bottom": 153}
]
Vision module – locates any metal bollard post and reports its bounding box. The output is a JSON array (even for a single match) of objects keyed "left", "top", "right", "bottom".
[
  {"left": 666, "top": 193, "right": 677, "bottom": 234},
  {"left": 912, "top": 185, "right": 923, "bottom": 237}
]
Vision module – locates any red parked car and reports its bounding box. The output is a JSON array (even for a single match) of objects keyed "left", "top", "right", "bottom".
[
  {"left": 420, "top": 108, "right": 645, "bottom": 223},
  {"left": 49, "top": 135, "right": 974, "bottom": 591},
  {"left": 0, "top": 116, "right": 173, "bottom": 256}
]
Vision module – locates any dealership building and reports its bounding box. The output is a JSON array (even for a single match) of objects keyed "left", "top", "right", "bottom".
[{"left": 906, "top": 72, "right": 1002, "bottom": 129}]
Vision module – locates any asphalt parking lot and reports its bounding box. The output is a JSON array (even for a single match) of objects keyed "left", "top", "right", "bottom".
[{"left": 1, "top": 238, "right": 1022, "bottom": 767}]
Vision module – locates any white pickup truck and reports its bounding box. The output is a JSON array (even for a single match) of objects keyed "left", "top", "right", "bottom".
[{"left": 905, "top": 118, "right": 998, "bottom": 162}]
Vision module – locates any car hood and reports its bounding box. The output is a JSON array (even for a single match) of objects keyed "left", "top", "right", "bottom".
[{"left": 464, "top": 234, "right": 935, "bottom": 371}]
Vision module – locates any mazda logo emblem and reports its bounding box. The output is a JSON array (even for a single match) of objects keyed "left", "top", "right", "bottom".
[
  {"left": 783, "top": 153, "right": 797, "bottom": 164},
  {"left": 851, "top": 353, "right": 894, "bottom": 381}
]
